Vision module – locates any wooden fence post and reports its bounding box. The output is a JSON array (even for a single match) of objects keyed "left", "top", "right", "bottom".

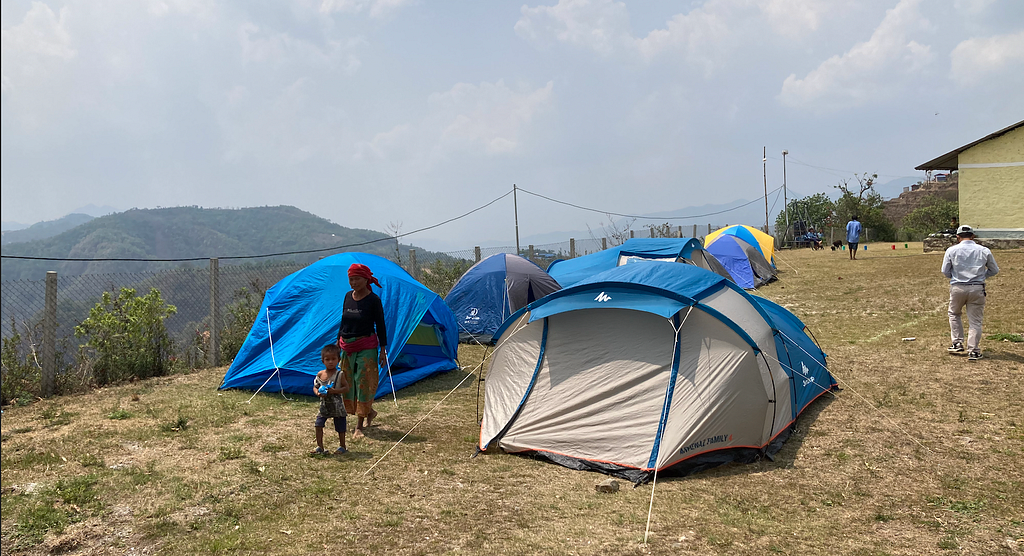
[
  {"left": 474, "top": 246, "right": 481, "bottom": 263},
  {"left": 41, "top": 271, "right": 57, "bottom": 397},
  {"left": 602, "top": 237, "right": 607, "bottom": 250},
  {"left": 528, "top": 245, "right": 535, "bottom": 263},
  {"left": 210, "top": 258, "right": 220, "bottom": 367},
  {"left": 570, "top": 238, "right": 576, "bottom": 259}
]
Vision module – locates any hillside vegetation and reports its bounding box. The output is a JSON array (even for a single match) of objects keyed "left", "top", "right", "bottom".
[
  {"left": 0, "top": 206, "right": 423, "bottom": 281},
  {"left": 1, "top": 214, "right": 95, "bottom": 246}
]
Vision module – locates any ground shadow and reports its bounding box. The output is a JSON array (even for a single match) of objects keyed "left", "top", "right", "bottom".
[
  {"left": 658, "top": 391, "right": 837, "bottom": 483},
  {"left": 979, "top": 350, "right": 1024, "bottom": 364}
]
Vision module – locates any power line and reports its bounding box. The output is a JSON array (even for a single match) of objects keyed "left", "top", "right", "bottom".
[
  {"left": 766, "top": 155, "right": 919, "bottom": 181},
  {"left": 517, "top": 184, "right": 785, "bottom": 220},
  {"left": 1, "top": 189, "right": 515, "bottom": 263}
]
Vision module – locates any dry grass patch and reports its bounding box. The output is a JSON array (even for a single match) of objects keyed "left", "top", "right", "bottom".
[{"left": 2, "top": 244, "right": 1022, "bottom": 555}]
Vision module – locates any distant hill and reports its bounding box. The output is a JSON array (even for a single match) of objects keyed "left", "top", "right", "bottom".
[
  {"left": 1, "top": 213, "right": 95, "bottom": 246},
  {"left": 0, "top": 206, "right": 433, "bottom": 281}
]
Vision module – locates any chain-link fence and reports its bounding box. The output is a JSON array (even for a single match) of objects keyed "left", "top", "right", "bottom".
[{"left": 2, "top": 228, "right": 734, "bottom": 400}]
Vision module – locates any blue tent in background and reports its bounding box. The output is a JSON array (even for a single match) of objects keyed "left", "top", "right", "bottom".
[
  {"left": 546, "top": 238, "right": 730, "bottom": 289},
  {"left": 704, "top": 235, "right": 776, "bottom": 289},
  {"left": 445, "top": 253, "right": 561, "bottom": 344},
  {"left": 220, "top": 253, "right": 459, "bottom": 397}
]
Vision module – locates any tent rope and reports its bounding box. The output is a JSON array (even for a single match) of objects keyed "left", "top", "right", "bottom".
[
  {"left": 761, "top": 333, "right": 932, "bottom": 454},
  {"left": 772, "top": 252, "right": 800, "bottom": 274},
  {"left": 247, "top": 308, "right": 292, "bottom": 403},
  {"left": 364, "top": 315, "right": 531, "bottom": 477},
  {"left": 642, "top": 307, "right": 692, "bottom": 544}
]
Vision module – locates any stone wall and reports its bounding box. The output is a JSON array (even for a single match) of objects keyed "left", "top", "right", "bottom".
[{"left": 923, "top": 235, "right": 1024, "bottom": 252}]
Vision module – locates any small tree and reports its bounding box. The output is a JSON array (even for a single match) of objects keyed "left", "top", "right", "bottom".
[
  {"left": 220, "top": 280, "right": 267, "bottom": 364},
  {"left": 421, "top": 258, "right": 473, "bottom": 298},
  {"left": 75, "top": 288, "right": 177, "bottom": 386},
  {"left": 645, "top": 222, "right": 675, "bottom": 238},
  {"left": 775, "top": 193, "right": 836, "bottom": 236},
  {"left": 834, "top": 173, "right": 896, "bottom": 241},
  {"left": 900, "top": 197, "right": 959, "bottom": 238},
  {"left": 588, "top": 214, "right": 635, "bottom": 247}
]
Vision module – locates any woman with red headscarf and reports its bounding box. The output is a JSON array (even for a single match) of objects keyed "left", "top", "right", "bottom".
[{"left": 337, "top": 263, "right": 388, "bottom": 439}]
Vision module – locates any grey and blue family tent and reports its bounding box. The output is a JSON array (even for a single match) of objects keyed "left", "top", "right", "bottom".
[
  {"left": 546, "top": 238, "right": 731, "bottom": 289},
  {"left": 220, "top": 253, "right": 459, "bottom": 397},
  {"left": 444, "top": 253, "right": 561, "bottom": 344},
  {"left": 479, "top": 261, "right": 834, "bottom": 483},
  {"left": 704, "top": 234, "right": 776, "bottom": 289}
]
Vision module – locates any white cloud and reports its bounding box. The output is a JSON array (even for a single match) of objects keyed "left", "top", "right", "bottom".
[
  {"left": 356, "top": 80, "right": 555, "bottom": 162},
  {"left": 515, "top": 0, "right": 633, "bottom": 56},
  {"left": 759, "top": 0, "right": 824, "bottom": 38},
  {"left": 515, "top": 0, "right": 826, "bottom": 73},
  {"left": 950, "top": 30, "right": 1024, "bottom": 86},
  {"left": 778, "top": 0, "right": 934, "bottom": 110},
  {"left": 319, "top": 0, "right": 414, "bottom": 19},
  {"left": 1, "top": 2, "right": 76, "bottom": 93},
  {"left": 238, "top": 21, "right": 362, "bottom": 73}
]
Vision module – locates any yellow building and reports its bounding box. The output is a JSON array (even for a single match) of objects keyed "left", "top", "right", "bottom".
[{"left": 916, "top": 120, "right": 1024, "bottom": 238}]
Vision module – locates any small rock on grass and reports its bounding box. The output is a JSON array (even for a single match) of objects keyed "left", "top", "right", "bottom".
[{"left": 595, "top": 479, "right": 619, "bottom": 493}]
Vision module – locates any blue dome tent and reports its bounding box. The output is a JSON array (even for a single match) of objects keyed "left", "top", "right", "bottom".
[
  {"left": 704, "top": 234, "right": 776, "bottom": 289},
  {"left": 220, "top": 253, "right": 459, "bottom": 397},
  {"left": 445, "top": 253, "right": 561, "bottom": 344},
  {"left": 546, "top": 238, "right": 730, "bottom": 289},
  {"left": 480, "top": 262, "right": 833, "bottom": 482}
]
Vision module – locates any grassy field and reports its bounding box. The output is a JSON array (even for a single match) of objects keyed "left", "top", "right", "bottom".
[{"left": 2, "top": 244, "right": 1022, "bottom": 556}]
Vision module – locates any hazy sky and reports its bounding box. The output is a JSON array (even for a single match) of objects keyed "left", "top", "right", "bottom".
[{"left": 2, "top": 0, "right": 1022, "bottom": 250}]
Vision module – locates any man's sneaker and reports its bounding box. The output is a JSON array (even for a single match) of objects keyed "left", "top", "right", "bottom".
[
  {"left": 947, "top": 341, "right": 965, "bottom": 353},
  {"left": 967, "top": 350, "right": 983, "bottom": 361}
]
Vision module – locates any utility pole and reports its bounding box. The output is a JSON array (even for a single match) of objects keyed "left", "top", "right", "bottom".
[
  {"left": 513, "top": 184, "right": 521, "bottom": 257},
  {"left": 763, "top": 147, "right": 769, "bottom": 233},
  {"left": 782, "top": 149, "right": 789, "bottom": 246}
]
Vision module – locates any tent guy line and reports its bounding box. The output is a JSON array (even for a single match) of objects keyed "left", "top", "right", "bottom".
[
  {"left": 362, "top": 313, "right": 532, "bottom": 477},
  {"left": 772, "top": 329, "right": 932, "bottom": 454}
]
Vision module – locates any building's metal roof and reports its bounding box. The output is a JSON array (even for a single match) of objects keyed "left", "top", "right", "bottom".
[{"left": 915, "top": 119, "right": 1024, "bottom": 171}]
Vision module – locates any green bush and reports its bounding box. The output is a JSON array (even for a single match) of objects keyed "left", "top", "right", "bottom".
[
  {"left": 220, "top": 284, "right": 265, "bottom": 364},
  {"left": 420, "top": 258, "right": 473, "bottom": 298},
  {"left": 900, "top": 196, "right": 958, "bottom": 238},
  {"left": 1, "top": 325, "right": 40, "bottom": 406},
  {"left": 74, "top": 288, "right": 177, "bottom": 386}
]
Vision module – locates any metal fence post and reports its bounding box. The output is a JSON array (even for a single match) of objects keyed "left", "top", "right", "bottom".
[
  {"left": 474, "top": 246, "right": 481, "bottom": 263},
  {"left": 210, "top": 258, "right": 220, "bottom": 367},
  {"left": 569, "top": 238, "right": 576, "bottom": 259},
  {"left": 41, "top": 271, "right": 57, "bottom": 397},
  {"left": 409, "top": 249, "right": 418, "bottom": 279},
  {"left": 708, "top": 223, "right": 712, "bottom": 235}
]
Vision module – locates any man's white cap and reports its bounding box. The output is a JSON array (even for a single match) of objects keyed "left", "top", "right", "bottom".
[{"left": 956, "top": 225, "right": 974, "bottom": 236}]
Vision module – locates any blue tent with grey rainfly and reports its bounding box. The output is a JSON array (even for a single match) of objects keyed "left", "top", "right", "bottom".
[
  {"left": 479, "top": 261, "right": 834, "bottom": 482},
  {"left": 220, "top": 252, "right": 459, "bottom": 397},
  {"left": 444, "top": 253, "right": 561, "bottom": 344}
]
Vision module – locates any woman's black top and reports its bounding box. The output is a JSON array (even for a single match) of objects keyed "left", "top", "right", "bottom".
[{"left": 337, "top": 291, "right": 388, "bottom": 345}]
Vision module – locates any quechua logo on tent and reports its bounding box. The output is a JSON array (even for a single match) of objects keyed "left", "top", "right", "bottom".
[{"left": 594, "top": 292, "right": 611, "bottom": 303}]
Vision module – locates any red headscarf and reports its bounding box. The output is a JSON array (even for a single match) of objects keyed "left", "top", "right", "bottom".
[{"left": 348, "top": 263, "right": 381, "bottom": 288}]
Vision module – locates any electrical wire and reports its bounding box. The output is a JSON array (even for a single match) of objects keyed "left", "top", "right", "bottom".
[
  {"left": 1, "top": 189, "right": 515, "bottom": 263},
  {"left": 517, "top": 185, "right": 785, "bottom": 220}
]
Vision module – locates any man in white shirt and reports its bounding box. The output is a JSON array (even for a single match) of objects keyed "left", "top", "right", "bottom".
[{"left": 941, "top": 225, "right": 1000, "bottom": 361}]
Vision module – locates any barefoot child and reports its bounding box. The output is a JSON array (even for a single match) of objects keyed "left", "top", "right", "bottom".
[{"left": 312, "top": 344, "right": 349, "bottom": 455}]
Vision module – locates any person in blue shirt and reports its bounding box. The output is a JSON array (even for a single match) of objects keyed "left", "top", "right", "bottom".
[
  {"left": 846, "top": 216, "right": 863, "bottom": 260},
  {"left": 941, "top": 225, "right": 999, "bottom": 361}
]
